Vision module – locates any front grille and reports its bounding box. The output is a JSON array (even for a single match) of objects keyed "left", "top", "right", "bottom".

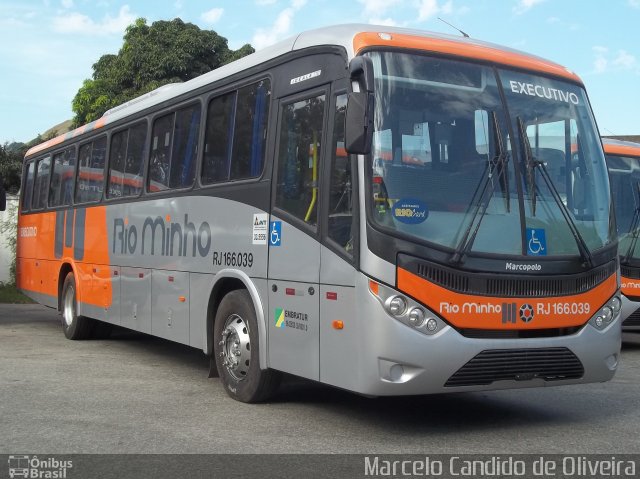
[
  {"left": 411, "top": 259, "right": 615, "bottom": 298},
  {"left": 445, "top": 348, "right": 584, "bottom": 387},
  {"left": 622, "top": 265, "right": 640, "bottom": 280},
  {"left": 459, "top": 327, "right": 582, "bottom": 339},
  {"left": 623, "top": 307, "right": 640, "bottom": 327}
]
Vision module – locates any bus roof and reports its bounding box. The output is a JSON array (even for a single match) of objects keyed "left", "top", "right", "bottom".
[
  {"left": 26, "top": 23, "right": 583, "bottom": 158},
  {"left": 602, "top": 138, "right": 640, "bottom": 158}
]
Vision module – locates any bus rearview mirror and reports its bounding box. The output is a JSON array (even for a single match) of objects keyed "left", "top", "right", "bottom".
[{"left": 345, "top": 91, "right": 374, "bottom": 155}]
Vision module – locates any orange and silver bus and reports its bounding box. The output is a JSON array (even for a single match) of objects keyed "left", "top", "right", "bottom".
[
  {"left": 16, "top": 25, "right": 621, "bottom": 402},
  {"left": 604, "top": 138, "right": 640, "bottom": 330}
]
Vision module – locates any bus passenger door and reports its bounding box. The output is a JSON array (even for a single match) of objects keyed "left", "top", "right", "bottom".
[{"left": 267, "top": 87, "right": 329, "bottom": 380}]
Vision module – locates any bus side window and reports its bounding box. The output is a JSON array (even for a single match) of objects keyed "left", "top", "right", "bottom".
[
  {"left": 327, "top": 94, "right": 352, "bottom": 252},
  {"left": 149, "top": 113, "right": 175, "bottom": 192},
  {"left": 61, "top": 148, "right": 76, "bottom": 206},
  {"left": 49, "top": 147, "right": 76, "bottom": 207},
  {"left": 202, "top": 79, "right": 271, "bottom": 185},
  {"left": 275, "top": 93, "right": 326, "bottom": 226},
  {"left": 108, "top": 129, "right": 128, "bottom": 198},
  {"left": 231, "top": 80, "right": 271, "bottom": 180},
  {"left": 202, "top": 91, "right": 235, "bottom": 184},
  {"left": 149, "top": 104, "right": 200, "bottom": 191},
  {"left": 126, "top": 122, "right": 146, "bottom": 196},
  {"left": 32, "top": 156, "right": 51, "bottom": 210},
  {"left": 75, "top": 136, "right": 106, "bottom": 203},
  {"left": 110, "top": 122, "right": 146, "bottom": 198},
  {"left": 170, "top": 104, "right": 200, "bottom": 189},
  {"left": 21, "top": 162, "right": 35, "bottom": 212}
]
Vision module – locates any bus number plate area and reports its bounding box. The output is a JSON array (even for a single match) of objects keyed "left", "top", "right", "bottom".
[{"left": 212, "top": 251, "right": 254, "bottom": 268}]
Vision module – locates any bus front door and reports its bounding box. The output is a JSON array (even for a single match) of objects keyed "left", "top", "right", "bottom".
[{"left": 267, "top": 87, "right": 329, "bottom": 381}]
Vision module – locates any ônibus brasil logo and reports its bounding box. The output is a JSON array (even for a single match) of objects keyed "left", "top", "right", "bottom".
[{"left": 8, "top": 455, "right": 73, "bottom": 478}]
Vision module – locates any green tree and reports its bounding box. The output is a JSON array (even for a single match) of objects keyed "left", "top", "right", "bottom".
[
  {"left": 72, "top": 18, "right": 254, "bottom": 126},
  {"left": 0, "top": 143, "right": 25, "bottom": 194}
]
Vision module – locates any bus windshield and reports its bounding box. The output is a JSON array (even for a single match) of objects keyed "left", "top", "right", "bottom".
[
  {"left": 366, "top": 51, "right": 613, "bottom": 258},
  {"left": 606, "top": 151, "right": 640, "bottom": 263}
]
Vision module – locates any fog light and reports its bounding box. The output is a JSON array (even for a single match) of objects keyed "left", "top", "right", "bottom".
[
  {"left": 610, "top": 296, "right": 621, "bottom": 314},
  {"left": 389, "top": 296, "right": 407, "bottom": 316},
  {"left": 426, "top": 318, "right": 438, "bottom": 332},
  {"left": 595, "top": 316, "right": 604, "bottom": 328},
  {"left": 408, "top": 308, "right": 425, "bottom": 327},
  {"left": 602, "top": 306, "right": 613, "bottom": 323}
]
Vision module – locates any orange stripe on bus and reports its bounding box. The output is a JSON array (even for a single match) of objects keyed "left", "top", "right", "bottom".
[
  {"left": 603, "top": 143, "right": 640, "bottom": 158},
  {"left": 397, "top": 267, "right": 617, "bottom": 330},
  {"left": 353, "top": 32, "right": 582, "bottom": 84},
  {"left": 26, "top": 116, "right": 109, "bottom": 157},
  {"left": 621, "top": 276, "right": 640, "bottom": 297}
]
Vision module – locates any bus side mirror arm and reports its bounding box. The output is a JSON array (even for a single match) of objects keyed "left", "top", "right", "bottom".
[{"left": 345, "top": 56, "right": 375, "bottom": 155}]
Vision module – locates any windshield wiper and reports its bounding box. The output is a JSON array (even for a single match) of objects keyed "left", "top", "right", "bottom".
[
  {"left": 517, "top": 117, "right": 539, "bottom": 216},
  {"left": 451, "top": 112, "right": 509, "bottom": 264},
  {"left": 622, "top": 181, "right": 640, "bottom": 265},
  {"left": 516, "top": 117, "right": 593, "bottom": 268}
]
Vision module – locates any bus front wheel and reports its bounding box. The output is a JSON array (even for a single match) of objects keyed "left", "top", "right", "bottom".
[
  {"left": 61, "top": 273, "right": 94, "bottom": 340},
  {"left": 213, "top": 289, "right": 280, "bottom": 403}
]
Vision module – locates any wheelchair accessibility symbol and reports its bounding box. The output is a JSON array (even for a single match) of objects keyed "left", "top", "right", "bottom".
[
  {"left": 269, "top": 221, "right": 282, "bottom": 246},
  {"left": 526, "top": 228, "right": 547, "bottom": 256}
]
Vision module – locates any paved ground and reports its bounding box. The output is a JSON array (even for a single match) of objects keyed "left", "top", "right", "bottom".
[{"left": 0, "top": 303, "right": 639, "bottom": 454}]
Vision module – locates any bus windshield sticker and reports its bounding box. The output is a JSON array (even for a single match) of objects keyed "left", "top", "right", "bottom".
[
  {"left": 526, "top": 228, "right": 547, "bottom": 256},
  {"left": 269, "top": 221, "right": 282, "bottom": 246},
  {"left": 508, "top": 81, "right": 580, "bottom": 105},
  {"left": 253, "top": 213, "right": 268, "bottom": 245},
  {"left": 392, "top": 198, "right": 429, "bottom": 224}
]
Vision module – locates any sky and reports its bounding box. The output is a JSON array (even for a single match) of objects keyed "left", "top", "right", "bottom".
[{"left": 0, "top": 0, "right": 639, "bottom": 145}]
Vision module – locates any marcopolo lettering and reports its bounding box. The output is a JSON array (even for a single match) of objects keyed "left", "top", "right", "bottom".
[
  {"left": 509, "top": 80, "right": 580, "bottom": 105},
  {"left": 505, "top": 262, "right": 542, "bottom": 272},
  {"left": 113, "top": 214, "right": 211, "bottom": 257}
]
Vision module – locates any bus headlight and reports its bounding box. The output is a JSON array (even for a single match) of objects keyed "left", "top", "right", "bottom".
[
  {"left": 408, "top": 308, "right": 425, "bottom": 327},
  {"left": 370, "top": 280, "right": 444, "bottom": 336},
  {"left": 388, "top": 296, "right": 407, "bottom": 316},
  {"left": 589, "top": 296, "right": 621, "bottom": 330},
  {"left": 610, "top": 296, "right": 621, "bottom": 314}
]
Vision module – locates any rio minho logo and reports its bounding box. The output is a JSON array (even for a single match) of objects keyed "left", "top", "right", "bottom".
[{"left": 8, "top": 455, "right": 73, "bottom": 478}]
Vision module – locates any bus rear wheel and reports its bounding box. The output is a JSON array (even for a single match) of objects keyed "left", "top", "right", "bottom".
[
  {"left": 61, "top": 272, "right": 95, "bottom": 340},
  {"left": 213, "top": 289, "right": 280, "bottom": 403}
]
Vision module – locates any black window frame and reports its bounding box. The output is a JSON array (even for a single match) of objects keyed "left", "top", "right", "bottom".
[
  {"left": 271, "top": 85, "right": 331, "bottom": 238},
  {"left": 20, "top": 160, "right": 36, "bottom": 213},
  {"left": 199, "top": 76, "right": 273, "bottom": 189},
  {"left": 320, "top": 89, "right": 358, "bottom": 264},
  {"left": 74, "top": 134, "right": 108, "bottom": 205},
  {"left": 48, "top": 145, "right": 77, "bottom": 209},
  {"left": 105, "top": 119, "right": 148, "bottom": 201},
  {"left": 146, "top": 100, "right": 203, "bottom": 195},
  {"left": 31, "top": 155, "right": 52, "bottom": 211}
]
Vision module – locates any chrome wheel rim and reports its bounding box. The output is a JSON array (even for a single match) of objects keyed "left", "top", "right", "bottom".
[
  {"left": 63, "top": 285, "right": 75, "bottom": 327},
  {"left": 219, "top": 313, "right": 251, "bottom": 381}
]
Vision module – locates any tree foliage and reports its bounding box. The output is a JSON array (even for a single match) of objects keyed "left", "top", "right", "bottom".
[
  {"left": 72, "top": 18, "right": 254, "bottom": 127},
  {"left": 0, "top": 143, "right": 26, "bottom": 195}
]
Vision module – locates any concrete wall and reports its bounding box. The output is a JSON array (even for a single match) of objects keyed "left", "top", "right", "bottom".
[{"left": 0, "top": 196, "right": 18, "bottom": 284}]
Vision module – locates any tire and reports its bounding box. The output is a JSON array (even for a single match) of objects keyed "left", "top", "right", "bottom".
[
  {"left": 213, "top": 289, "right": 280, "bottom": 403},
  {"left": 60, "top": 273, "right": 94, "bottom": 340}
]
